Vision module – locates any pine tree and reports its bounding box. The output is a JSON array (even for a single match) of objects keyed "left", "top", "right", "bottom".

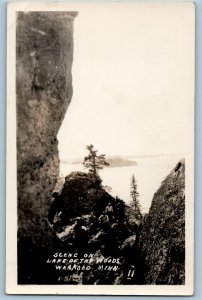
[
  {"left": 83, "top": 144, "right": 110, "bottom": 179},
  {"left": 130, "top": 174, "right": 142, "bottom": 220}
]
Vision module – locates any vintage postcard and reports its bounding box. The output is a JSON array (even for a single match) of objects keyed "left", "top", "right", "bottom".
[{"left": 6, "top": 2, "right": 195, "bottom": 295}]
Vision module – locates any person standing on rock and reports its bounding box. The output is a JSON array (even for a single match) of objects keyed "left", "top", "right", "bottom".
[{"left": 105, "top": 202, "right": 114, "bottom": 223}]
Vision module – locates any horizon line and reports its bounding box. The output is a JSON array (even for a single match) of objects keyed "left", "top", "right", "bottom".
[{"left": 60, "top": 153, "right": 184, "bottom": 163}]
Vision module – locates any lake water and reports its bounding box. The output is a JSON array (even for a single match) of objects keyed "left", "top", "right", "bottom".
[{"left": 60, "top": 155, "right": 182, "bottom": 213}]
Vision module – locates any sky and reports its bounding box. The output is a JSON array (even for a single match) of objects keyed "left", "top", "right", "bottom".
[{"left": 58, "top": 3, "right": 194, "bottom": 161}]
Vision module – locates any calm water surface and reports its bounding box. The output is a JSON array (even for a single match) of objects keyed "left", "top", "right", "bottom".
[{"left": 60, "top": 155, "right": 182, "bottom": 213}]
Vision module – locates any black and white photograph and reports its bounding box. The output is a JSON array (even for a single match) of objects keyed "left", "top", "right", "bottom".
[{"left": 6, "top": 2, "right": 194, "bottom": 295}]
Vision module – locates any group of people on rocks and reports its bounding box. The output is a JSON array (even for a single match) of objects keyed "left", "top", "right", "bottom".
[
  {"left": 97, "top": 200, "right": 126, "bottom": 234},
  {"left": 49, "top": 189, "right": 127, "bottom": 244},
  {"left": 98, "top": 202, "right": 113, "bottom": 225},
  {"left": 100, "top": 200, "right": 125, "bottom": 222}
]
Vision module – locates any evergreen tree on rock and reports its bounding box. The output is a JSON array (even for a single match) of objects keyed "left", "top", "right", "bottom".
[
  {"left": 83, "top": 144, "right": 110, "bottom": 181},
  {"left": 130, "top": 174, "right": 142, "bottom": 220}
]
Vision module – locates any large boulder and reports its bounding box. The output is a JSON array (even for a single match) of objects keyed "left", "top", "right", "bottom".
[
  {"left": 53, "top": 172, "right": 124, "bottom": 224},
  {"left": 136, "top": 160, "right": 185, "bottom": 284}
]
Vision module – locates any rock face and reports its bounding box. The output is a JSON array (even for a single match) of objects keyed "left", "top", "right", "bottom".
[
  {"left": 48, "top": 171, "right": 140, "bottom": 284},
  {"left": 16, "top": 12, "right": 77, "bottom": 282},
  {"left": 136, "top": 160, "right": 185, "bottom": 284},
  {"left": 50, "top": 171, "right": 126, "bottom": 227}
]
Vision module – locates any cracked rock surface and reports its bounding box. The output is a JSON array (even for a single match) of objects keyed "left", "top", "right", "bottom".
[
  {"left": 17, "top": 11, "right": 77, "bottom": 248},
  {"left": 136, "top": 160, "right": 185, "bottom": 284}
]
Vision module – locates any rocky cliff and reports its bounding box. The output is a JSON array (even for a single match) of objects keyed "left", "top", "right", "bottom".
[
  {"left": 16, "top": 11, "right": 77, "bottom": 283},
  {"left": 16, "top": 12, "right": 186, "bottom": 285},
  {"left": 136, "top": 160, "right": 185, "bottom": 284},
  {"left": 48, "top": 171, "right": 140, "bottom": 284}
]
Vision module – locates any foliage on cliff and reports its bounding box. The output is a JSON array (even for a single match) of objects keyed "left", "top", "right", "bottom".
[{"left": 83, "top": 144, "right": 109, "bottom": 178}]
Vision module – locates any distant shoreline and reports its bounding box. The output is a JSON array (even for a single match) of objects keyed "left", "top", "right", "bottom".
[
  {"left": 61, "top": 157, "right": 137, "bottom": 168},
  {"left": 60, "top": 153, "right": 183, "bottom": 168}
]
